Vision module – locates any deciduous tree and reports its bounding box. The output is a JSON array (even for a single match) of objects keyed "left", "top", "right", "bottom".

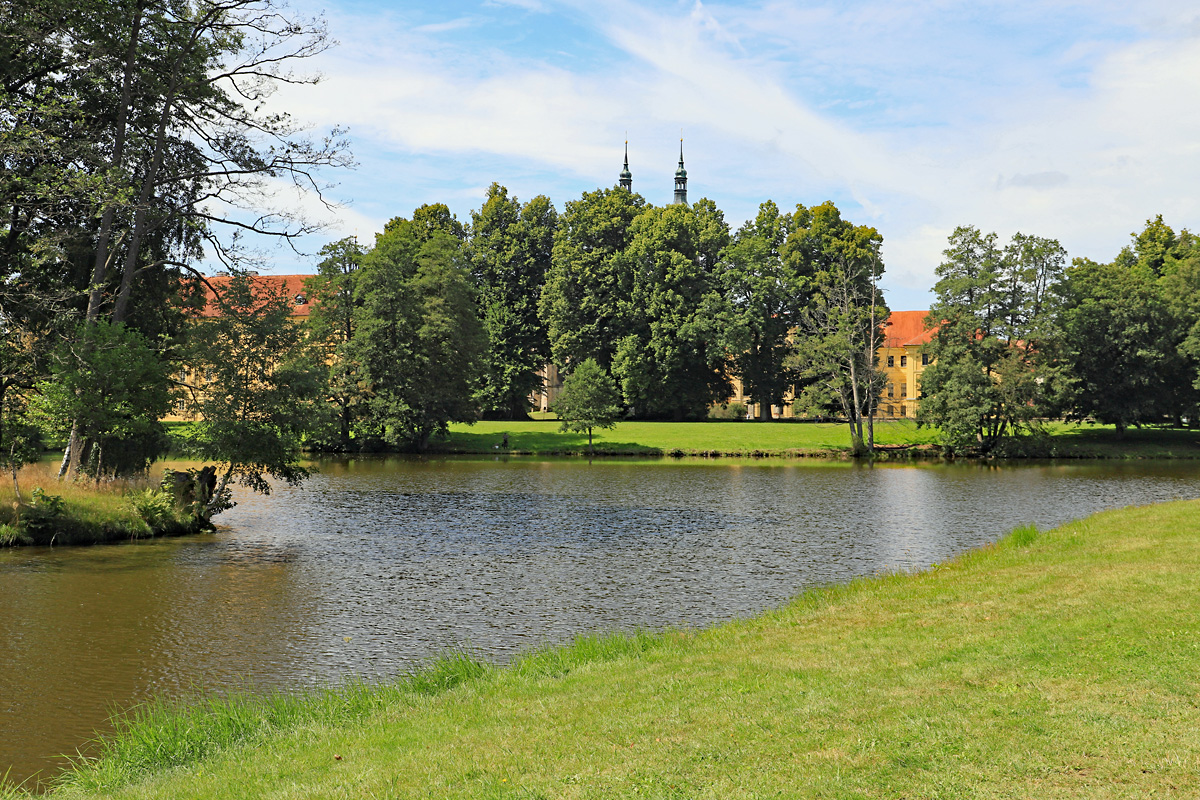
[
  {"left": 552, "top": 358, "right": 621, "bottom": 454},
  {"left": 612, "top": 200, "right": 734, "bottom": 420},
  {"left": 351, "top": 220, "right": 483, "bottom": 451},
  {"left": 181, "top": 270, "right": 320, "bottom": 509},
  {"left": 468, "top": 184, "right": 557, "bottom": 418}
]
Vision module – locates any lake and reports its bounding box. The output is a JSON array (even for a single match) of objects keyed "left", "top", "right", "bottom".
[{"left": 4, "top": 456, "right": 1200, "bottom": 789}]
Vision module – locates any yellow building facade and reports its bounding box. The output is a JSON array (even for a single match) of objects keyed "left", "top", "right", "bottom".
[{"left": 723, "top": 310, "right": 934, "bottom": 419}]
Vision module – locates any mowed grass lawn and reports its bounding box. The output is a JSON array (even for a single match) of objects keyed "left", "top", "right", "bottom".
[
  {"left": 436, "top": 419, "right": 1200, "bottom": 458},
  {"left": 41, "top": 499, "right": 1200, "bottom": 799},
  {"left": 438, "top": 419, "right": 940, "bottom": 456}
]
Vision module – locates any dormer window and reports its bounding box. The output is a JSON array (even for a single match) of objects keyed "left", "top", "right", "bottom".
[{"left": 294, "top": 293, "right": 307, "bottom": 305}]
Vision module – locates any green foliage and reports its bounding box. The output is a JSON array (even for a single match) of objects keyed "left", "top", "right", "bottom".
[
  {"left": 552, "top": 358, "right": 622, "bottom": 451},
  {"left": 351, "top": 222, "right": 485, "bottom": 451},
  {"left": 540, "top": 187, "right": 646, "bottom": 370},
  {"left": 0, "top": 522, "right": 32, "bottom": 547},
  {"left": 469, "top": 184, "right": 558, "bottom": 419},
  {"left": 1058, "top": 219, "right": 1200, "bottom": 431},
  {"left": 786, "top": 202, "right": 887, "bottom": 452},
  {"left": 182, "top": 270, "right": 319, "bottom": 503},
  {"left": 128, "top": 489, "right": 175, "bottom": 529},
  {"left": 708, "top": 402, "right": 748, "bottom": 420},
  {"left": 612, "top": 200, "right": 735, "bottom": 420},
  {"left": 721, "top": 201, "right": 807, "bottom": 419},
  {"left": 304, "top": 237, "right": 365, "bottom": 451},
  {"left": 918, "top": 226, "right": 1066, "bottom": 453},
  {"left": 32, "top": 320, "right": 171, "bottom": 477}
]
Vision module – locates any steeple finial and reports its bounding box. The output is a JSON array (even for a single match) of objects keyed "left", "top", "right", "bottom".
[
  {"left": 619, "top": 138, "right": 632, "bottom": 191},
  {"left": 673, "top": 136, "right": 688, "bottom": 205}
]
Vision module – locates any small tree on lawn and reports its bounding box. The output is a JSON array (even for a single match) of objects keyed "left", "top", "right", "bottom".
[{"left": 552, "top": 358, "right": 621, "bottom": 454}]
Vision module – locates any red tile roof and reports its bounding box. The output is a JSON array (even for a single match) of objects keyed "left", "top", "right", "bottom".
[
  {"left": 882, "top": 310, "right": 936, "bottom": 347},
  {"left": 197, "top": 274, "right": 315, "bottom": 318}
]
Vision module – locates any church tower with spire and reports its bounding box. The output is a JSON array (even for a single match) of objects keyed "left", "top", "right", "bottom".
[
  {"left": 673, "top": 139, "right": 688, "bottom": 205},
  {"left": 619, "top": 141, "right": 632, "bottom": 191}
]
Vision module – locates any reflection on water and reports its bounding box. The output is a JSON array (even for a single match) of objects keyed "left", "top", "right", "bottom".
[{"left": 3, "top": 456, "right": 1200, "bottom": 788}]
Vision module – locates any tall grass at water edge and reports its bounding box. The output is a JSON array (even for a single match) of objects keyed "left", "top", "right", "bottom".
[{"left": 0, "top": 460, "right": 200, "bottom": 546}]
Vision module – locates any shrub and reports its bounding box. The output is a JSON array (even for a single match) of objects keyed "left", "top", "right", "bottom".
[
  {"left": 708, "top": 402, "right": 748, "bottom": 420},
  {"left": 130, "top": 489, "right": 176, "bottom": 528},
  {"left": 0, "top": 523, "right": 32, "bottom": 547}
]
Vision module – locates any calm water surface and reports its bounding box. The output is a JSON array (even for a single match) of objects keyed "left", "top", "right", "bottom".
[{"left": 4, "top": 456, "right": 1200, "bottom": 788}]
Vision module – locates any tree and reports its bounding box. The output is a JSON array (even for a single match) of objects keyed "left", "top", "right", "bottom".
[
  {"left": 540, "top": 187, "right": 645, "bottom": 371},
  {"left": 3, "top": 0, "right": 350, "bottom": 478},
  {"left": 787, "top": 202, "right": 887, "bottom": 453},
  {"left": 468, "top": 184, "right": 557, "bottom": 418},
  {"left": 611, "top": 199, "right": 734, "bottom": 420},
  {"left": 304, "top": 237, "right": 364, "bottom": 450},
  {"left": 0, "top": 379, "right": 42, "bottom": 504},
  {"left": 351, "top": 220, "right": 484, "bottom": 451},
  {"left": 721, "top": 200, "right": 807, "bottom": 420},
  {"left": 32, "top": 320, "right": 172, "bottom": 479},
  {"left": 918, "top": 226, "right": 1066, "bottom": 453},
  {"left": 1058, "top": 253, "right": 1180, "bottom": 432},
  {"left": 552, "top": 358, "right": 620, "bottom": 454},
  {"left": 181, "top": 270, "right": 320, "bottom": 510}
]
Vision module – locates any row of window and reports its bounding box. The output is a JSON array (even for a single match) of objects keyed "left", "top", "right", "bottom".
[
  {"left": 885, "top": 353, "right": 932, "bottom": 368},
  {"left": 886, "top": 383, "right": 908, "bottom": 398}
]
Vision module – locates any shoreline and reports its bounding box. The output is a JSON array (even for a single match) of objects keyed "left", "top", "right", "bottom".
[{"left": 24, "top": 498, "right": 1200, "bottom": 798}]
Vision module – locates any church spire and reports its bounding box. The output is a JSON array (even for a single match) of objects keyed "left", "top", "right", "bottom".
[
  {"left": 673, "top": 138, "right": 688, "bottom": 205},
  {"left": 619, "top": 140, "right": 632, "bottom": 191}
]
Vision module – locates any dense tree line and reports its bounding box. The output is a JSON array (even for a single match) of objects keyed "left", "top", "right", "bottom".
[
  {"left": 918, "top": 217, "right": 1200, "bottom": 454},
  {"left": 297, "top": 191, "right": 888, "bottom": 454}
]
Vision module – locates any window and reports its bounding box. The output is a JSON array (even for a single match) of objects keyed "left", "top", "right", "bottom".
[
  {"left": 900, "top": 383, "right": 907, "bottom": 398},
  {"left": 922, "top": 353, "right": 930, "bottom": 366},
  {"left": 887, "top": 383, "right": 894, "bottom": 398},
  {"left": 900, "top": 404, "right": 907, "bottom": 417},
  {"left": 900, "top": 355, "right": 907, "bottom": 367},
  {"left": 887, "top": 355, "right": 894, "bottom": 368},
  {"left": 295, "top": 293, "right": 307, "bottom": 305}
]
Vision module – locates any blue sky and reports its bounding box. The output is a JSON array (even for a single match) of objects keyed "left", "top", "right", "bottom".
[{"left": 251, "top": 0, "right": 1200, "bottom": 310}]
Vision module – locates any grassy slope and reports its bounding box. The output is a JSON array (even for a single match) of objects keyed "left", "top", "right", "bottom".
[{"left": 41, "top": 499, "right": 1200, "bottom": 799}]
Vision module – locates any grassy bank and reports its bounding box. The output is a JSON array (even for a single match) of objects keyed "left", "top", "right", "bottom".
[
  {"left": 0, "top": 461, "right": 208, "bottom": 547},
  {"left": 29, "top": 498, "right": 1200, "bottom": 798},
  {"left": 435, "top": 418, "right": 1200, "bottom": 459}
]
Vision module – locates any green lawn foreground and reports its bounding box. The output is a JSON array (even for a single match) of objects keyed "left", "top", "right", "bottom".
[
  {"left": 437, "top": 419, "right": 941, "bottom": 456},
  {"left": 35, "top": 499, "right": 1200, "bottom": 799}
]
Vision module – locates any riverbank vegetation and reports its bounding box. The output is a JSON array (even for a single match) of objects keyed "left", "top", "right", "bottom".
[
  {"left": 0, "top": 462, "right": 210, "bottom": 547},
  {"left": 24, "top": 498, "right": 1200, "bottom": 797}
]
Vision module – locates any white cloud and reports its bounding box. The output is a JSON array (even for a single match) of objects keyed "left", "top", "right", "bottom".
[{"left": 267, "top": 0, "right": 1200, "bottom": 307}]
